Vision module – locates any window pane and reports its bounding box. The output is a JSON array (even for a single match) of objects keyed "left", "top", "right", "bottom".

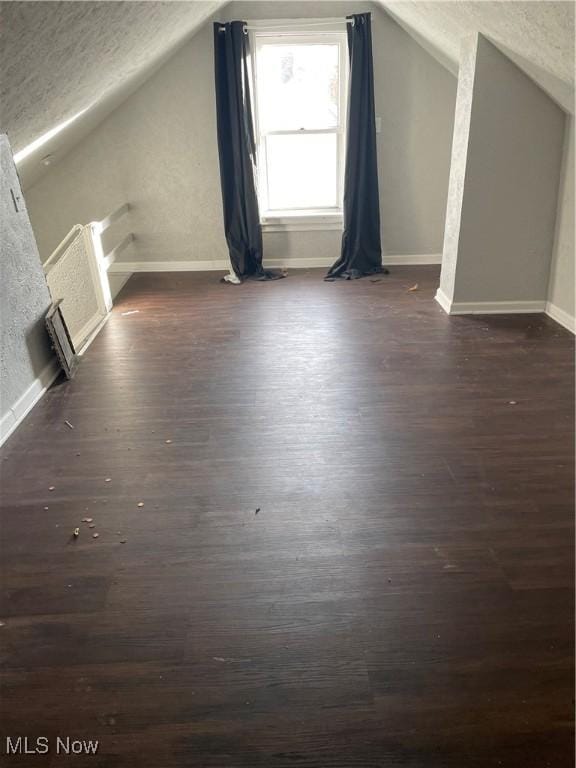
[
  {"left": 257, "top": 43, "right": 339, "bottom": 132},
  {"left": 266, "top": 133, "right": 338, "bottom": 210}
]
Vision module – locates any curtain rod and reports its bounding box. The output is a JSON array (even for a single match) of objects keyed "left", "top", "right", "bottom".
[{"left": 218, "top": 18, "right": 356, "bottom": 33}]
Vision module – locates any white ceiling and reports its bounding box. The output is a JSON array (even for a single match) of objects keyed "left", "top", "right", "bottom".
[
  {"left": 380, "top": 1, "right": 574, "bottom": 112},
  {"left": 1, "top": 0, "right": 573, "bottom": 187},
  {"left": 0, "top": 1, "right": 226, "bottom": 183}
]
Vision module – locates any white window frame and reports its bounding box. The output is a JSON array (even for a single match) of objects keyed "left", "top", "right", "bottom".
[{"left": 250, "top": 23, "right": 348, "bottom": 232}]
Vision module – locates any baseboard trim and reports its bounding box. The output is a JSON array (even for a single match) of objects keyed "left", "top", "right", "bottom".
[
  {"left": 435, "top": 288, "right": 452, "bottom": 314},
  {"left": 386, "top": 254, "right": 442, "bottom": 265},
  {"left": 0, "top": 357, "right": 59, "bottom": 447},
  {"left": 109, "top": 254, "right": 442, "bottom": 273},
  {"left": 449, "top": 300, "right": 547, "bottom": 315},
  {"left": 545, "top": 301, "right": 575, "bottom": 333},
  {"left": 109, "top": 260, "right": 227, "bottom": 273},
  {"left": 435, "top": 291, "right": 548, "bottom": 316}
]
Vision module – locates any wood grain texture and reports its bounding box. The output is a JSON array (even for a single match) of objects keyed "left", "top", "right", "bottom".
[{"left": 0, "top": 267, "right": 573, "bottom": 767}]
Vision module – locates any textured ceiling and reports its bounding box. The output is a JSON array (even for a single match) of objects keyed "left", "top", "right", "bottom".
[
  {"left": 0, "top": 1, "right": 226, "bottom": 182},
  {"left": 1, "top": 0, "right": 573, "bottom": 188},
  {"left": 380, "top": 1, "right": 575, "bottom": 112}
]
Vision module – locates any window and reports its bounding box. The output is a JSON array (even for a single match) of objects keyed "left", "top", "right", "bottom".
[{"left": 252, "top": 28, "right": 348, "bottom": 229}]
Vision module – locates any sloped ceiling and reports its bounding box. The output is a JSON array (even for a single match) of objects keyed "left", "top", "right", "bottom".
[
  {"left": 1, "top": 0, "right": 573, "bottom": 188},
  {"left": 380, "top": 1, "right": 574, "bottom": 112},
  {"left": 0, "top": 1, "right": 227, "bottom": 184}
]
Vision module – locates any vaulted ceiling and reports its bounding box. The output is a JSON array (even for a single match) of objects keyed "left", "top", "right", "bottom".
[
  {"left": 0, "top": 1, "right": 226, "bottom": 181},
  {"left": 381, "top": 1, "right": 574, "bottom": 112},
  {"left": 1, "top": 0, "right": 573, "bottom": 187}
]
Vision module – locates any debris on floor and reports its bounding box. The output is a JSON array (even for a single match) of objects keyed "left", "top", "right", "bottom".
[
  {"left": 165, "top": 439, "right": 172, "bottom": 444},
  {"left": 407, "top": 284, "right": 419, "bottom": 292},
  {"left": 92, "top": 533, "right": 99, "bottom": 539},
  {"left": 73, "top": 527, "right": 80, "bottom": 538},
  {"left": 49, "top": 486, "right": 55, "bottom": 491},
  {"left": 255, "top": 507, "right": 261, "bottom": 515},
  {"left": 137, "top": 502, "right": 144, "bottom": 508},
  {"left": 121, "top": 310, "right": 139, "bottom": 316},
  {"left": 508, "top": 400, "right": 518, "bottom": 405},
  {"left": 213, "top": 656, "right": 249, "bottom": 663},
  {"left": 105, "top": 478, "right": 111, "bottom": 482},
  {"left": 88, "top": 524, "right": 96, "bottom": 529},
  {"left": 120, "top": 539, "right": 127, "bottom": 544},
  {"left": 64, "top": 420, "right": 75, "bottom": 429},
  {"left": 82, "top": 517, "right": 93, "bottom": 523}
]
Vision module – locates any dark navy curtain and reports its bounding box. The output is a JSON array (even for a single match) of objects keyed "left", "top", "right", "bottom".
[
  {"left": 213, "top": 22, "right": 282, "bottom": 282},
  {"left": 326, "top": 13, "right": 387, "bottom": 280}
]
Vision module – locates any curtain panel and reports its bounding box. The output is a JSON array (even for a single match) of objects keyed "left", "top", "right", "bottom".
[{"left": 326, "top": 13, "right": 387, "bottom": 280}]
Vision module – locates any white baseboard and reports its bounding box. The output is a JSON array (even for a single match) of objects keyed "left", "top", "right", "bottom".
[
  {"left": 0, "top": 358, "right": 59, "bottom": 447},
  {"left": 435, "top": 288, "right": 452, "bottom": 314},
  {"left": 386, "top": 254, "right": 442, "bottom": 265},
  {"left": 109, "top": 254, "right": 442, "bottom": 274},
  {"left": 435, "top": 291, "right": 547, "bottom": 316},
  {"left": 449, "top": 300, "right": 546, "bottom": 314},
  {"left": 109, "top": 260, "right": 227, "bottom": 273},
  {"left": 545, "top": 301, "right": 575, "bottom": 333}
]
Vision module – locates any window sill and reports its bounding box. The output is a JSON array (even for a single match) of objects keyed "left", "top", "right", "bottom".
[{"left": 261, "top": 212, "right": 343, "bottom": 233}]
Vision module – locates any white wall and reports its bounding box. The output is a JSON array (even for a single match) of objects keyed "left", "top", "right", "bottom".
[
  {"left": 547, "top": 117, "right": 575, "bottom": 330},
  {"left": 439, "top": 34, "right": 566, "bottom": 309},
  {"left": 438, "top": 34, "right": 478, "bottom": 306},
  {"left": 25, "top": 1, "right": 457, "bottom": 270},
  {"left": 25, "top": 125, "right": 133, "bottom": 265}
]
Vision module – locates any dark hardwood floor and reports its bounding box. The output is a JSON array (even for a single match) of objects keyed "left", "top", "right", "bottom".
[{"left": 0, "top": 266, "right": 574, "bottom": 767}]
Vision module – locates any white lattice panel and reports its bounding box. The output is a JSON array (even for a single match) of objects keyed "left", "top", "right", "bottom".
[{"left": 46, "top": 229, "right": 101, "bottom": 349}]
